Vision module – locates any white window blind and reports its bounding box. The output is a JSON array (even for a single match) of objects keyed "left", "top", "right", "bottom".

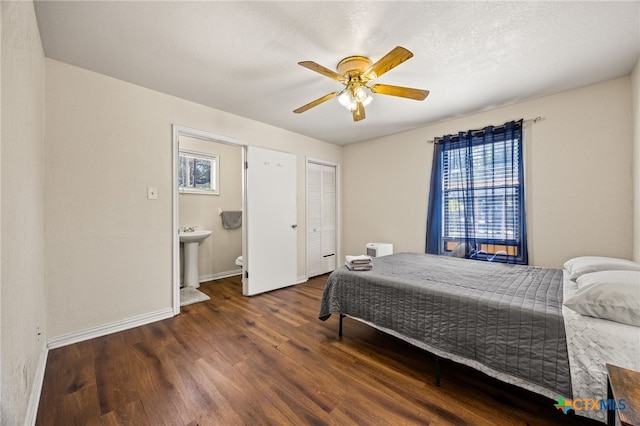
[{"left": 442, "top": 138, "right": 520, "bottom": 243}]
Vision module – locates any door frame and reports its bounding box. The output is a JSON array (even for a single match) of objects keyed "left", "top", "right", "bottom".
[
  {"left": 305, "top": 157, "right": 341, "bottom": 278},
  {"left": 172, "top": 125, "right": 247, "bottom": 315}
]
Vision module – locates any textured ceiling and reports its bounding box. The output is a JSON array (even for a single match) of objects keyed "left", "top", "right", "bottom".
[{"left": 34, "top": 1, "right": 640, "bottom": 145}]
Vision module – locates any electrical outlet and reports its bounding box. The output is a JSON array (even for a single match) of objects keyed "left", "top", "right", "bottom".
[{"left": 147, "top": 186, "right": 158, "bottom": 200}]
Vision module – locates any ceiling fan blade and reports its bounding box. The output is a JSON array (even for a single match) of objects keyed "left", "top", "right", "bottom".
[
  {"left": 298, "top": 61, "right": 348, "bottom": 83},
  {"left": 293, "top": 92, "right": 339, "bottom": 114},
  {"left": 370, "top": 84, "right": 429, "bottom": 101},
  {"left": 352, "top": 101, "right": 366, "bottom": 122},
  {"left": 361, "top": 46, "right": 414, "bottom": 81}
]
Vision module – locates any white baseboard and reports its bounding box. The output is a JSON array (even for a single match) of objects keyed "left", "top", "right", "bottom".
[
  {"left": 199, "top": 269, "right": 242, "bottom": 282},
  {"left": 47, "top": 307, "right": 174, "bottom": 350},
  {"left": 23, "top": 345, "right": 49, "bottom": 426},
  {"left": 198, "top": 272, "right": 305, "bottom": 285}
]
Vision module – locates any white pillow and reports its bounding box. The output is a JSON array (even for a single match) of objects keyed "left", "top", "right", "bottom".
[
  {"left": 576, "top": 270, "right": 640, "bottom": 289},
  {"left": 563, "top": 278, "right": 640, "bottom": 327},
  {"left": 563, "top": 256, "right": 640, "bottom": 281}
]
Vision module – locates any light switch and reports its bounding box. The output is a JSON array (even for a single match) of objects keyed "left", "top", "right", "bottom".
[{"left": 147, "top": 187, "right": 158, "bottom": 200}]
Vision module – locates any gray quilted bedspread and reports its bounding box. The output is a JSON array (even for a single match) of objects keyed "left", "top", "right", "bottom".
[{"left": 319, "top": 252, "right": 572, "bottom": 396}]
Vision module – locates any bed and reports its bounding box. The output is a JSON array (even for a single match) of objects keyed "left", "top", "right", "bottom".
[{"left": 318, "top": 252, "right": 640, "bottom": 422}]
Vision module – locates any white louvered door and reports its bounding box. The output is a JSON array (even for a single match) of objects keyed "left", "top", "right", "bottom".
[
  {"left": 306, "top": 161, "right": 336, "bottom": 278},
  {"left": 320, "top": 165, "right": 336, "bottom": 272},
  {"left": 306, "top": 163, "right": 322, "bottom": 277}
]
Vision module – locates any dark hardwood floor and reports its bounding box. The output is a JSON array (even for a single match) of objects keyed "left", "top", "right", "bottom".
[{"left": 36, "top": 275, "right": 598, "bottom": 425}]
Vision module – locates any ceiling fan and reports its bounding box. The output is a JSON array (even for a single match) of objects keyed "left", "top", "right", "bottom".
[{"left": 293, "top": 46, "right": 429, "bottom": 122}]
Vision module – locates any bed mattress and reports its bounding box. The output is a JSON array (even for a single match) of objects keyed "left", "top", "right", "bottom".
[
  {"left": 319, "top": 252, "right": 572, "bottom": 398},
  {"left": 563, "top": 272, "right": 640, "bottom": 422}
]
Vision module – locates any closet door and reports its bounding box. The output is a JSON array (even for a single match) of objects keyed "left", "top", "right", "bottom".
[
  {"left": 306, "top": 163, "right": 323, "bottom": 277},
  {"left": 306, "top": 161, "right": 336, "bottom": 278},
  {"left": 320, "top": 165, "right": 336, "bottom": 273}
]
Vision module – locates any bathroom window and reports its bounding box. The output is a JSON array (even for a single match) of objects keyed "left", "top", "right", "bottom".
[{"left": 178, "top": 149, "right": 219, "bottom": 195}]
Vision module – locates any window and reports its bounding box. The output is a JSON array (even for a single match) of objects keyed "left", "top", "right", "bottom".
[
  {"left": 443, "top": 139, "right": 520, "bottom": 246},
  {"left": 426, "top": 120, "right": 527, "bottom": 264},
  {"left": 178, "top": 149, "right": 219, "bottom": 195}
]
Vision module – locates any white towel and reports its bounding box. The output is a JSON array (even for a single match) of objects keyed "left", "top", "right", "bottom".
[
  {"left": 345, "top": 255, "right": 372, "bottom": 271},
  {"left": 345, "top": 261, "right": 372, "bottom": 271},
  {"left": 345, "top": 255, "right": 372, "bottom": 265}
]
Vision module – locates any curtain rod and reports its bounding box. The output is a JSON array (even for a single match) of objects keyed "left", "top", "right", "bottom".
[{"left": 426, "top": 116, "right": 543, "bottom": 144}]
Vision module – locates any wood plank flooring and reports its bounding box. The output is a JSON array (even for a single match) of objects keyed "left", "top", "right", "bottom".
[{"left": 36, "top": 275, "right": 598, "bottom": 425}]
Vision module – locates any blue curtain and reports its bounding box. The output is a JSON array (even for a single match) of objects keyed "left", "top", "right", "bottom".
[
  {"left": 425, "top": 120, "right": 528, "bottom": 265},
  {"left": 425, "top": 140, "right": 444, "bottom": 255}
]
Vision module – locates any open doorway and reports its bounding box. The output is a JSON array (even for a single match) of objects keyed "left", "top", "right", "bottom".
[{"left": 172, "top": 125, "right": 247, "bottom": 314}]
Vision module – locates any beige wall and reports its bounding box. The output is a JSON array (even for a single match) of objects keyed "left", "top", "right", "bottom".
[
  {"left": 0, "top": 1, "right": 46, "bottom": 424},
  {"left": 178, "top": 136, "right": 243, "bottom": 280},
  {"left": 45, "top": 58, "right": 343, "bottom": 338},
  {"left": 344, "top": 77, "right": 634, "bottom": 269},
  {"left": 632, "top": 57, "right": 640, "bottom": 263},
  {"left": 1, "top": 4, "right": 634, "bottom": 422}
]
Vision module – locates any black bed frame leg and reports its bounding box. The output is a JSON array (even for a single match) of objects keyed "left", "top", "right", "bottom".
[
  {"left": 435, "top": 355, "right": 441, "bottom": 387},
  {"left": 339, "top": 314, "right": 345, "bottom": 337}
]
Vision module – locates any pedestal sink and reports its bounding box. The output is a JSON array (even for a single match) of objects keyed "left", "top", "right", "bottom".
[{"left": 179, "top": 230, "right": 211, "bottom": 288}]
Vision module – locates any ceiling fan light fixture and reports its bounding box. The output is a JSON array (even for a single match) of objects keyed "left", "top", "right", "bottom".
[
  {"left": 338, "top": 90, "right": 358, "bottom": 111},
  {"left": 338, "top": 84, "right": 372, "bottom": 112},
  {"left": 354, "top": 86, "right": 373, "bottom": 106},
  {"left": 337, "top": 90, "right": 351, "bottom": 106}
]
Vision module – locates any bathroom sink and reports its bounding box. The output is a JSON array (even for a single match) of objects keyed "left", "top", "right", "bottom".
[
  {"left": 180, "top": 230, "right": 212, "bottom": 288},
  {"left": 179, "top": 230, "right": 212, "bottom": 243}
]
